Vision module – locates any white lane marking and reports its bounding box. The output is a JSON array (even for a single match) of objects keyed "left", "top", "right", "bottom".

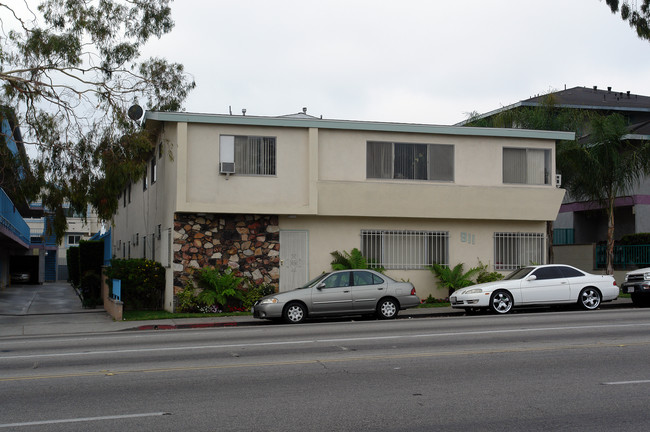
[
  {"left": 1, "top": 322, "right": 649, "bottom": 361},
  {"left": 0, "top": 412, "right": 169, "bottom": 428},
  {"left": 602, "top": 380, "right": 650, "bottom": 385}
]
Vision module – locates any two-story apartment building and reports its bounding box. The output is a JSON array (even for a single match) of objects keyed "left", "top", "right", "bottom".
[{"left": 111, "top": 111, "right": 573, "bottom": 311}]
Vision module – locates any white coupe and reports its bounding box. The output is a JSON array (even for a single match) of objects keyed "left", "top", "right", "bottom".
[{"left": 450, "top": 264, "right": 618, "bottom": 314}]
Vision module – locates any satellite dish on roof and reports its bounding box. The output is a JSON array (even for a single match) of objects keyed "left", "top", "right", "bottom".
[{"left": 128, "top": 104, "right": 143, "bottom": 121}]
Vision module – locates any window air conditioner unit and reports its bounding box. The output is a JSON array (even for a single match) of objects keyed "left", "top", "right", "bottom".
[
  {"left": 220, "top": 162, "right": 235, "bottom": 174},
  {"left": 556, "top": 174, "right": 562, "bottom": 188}
]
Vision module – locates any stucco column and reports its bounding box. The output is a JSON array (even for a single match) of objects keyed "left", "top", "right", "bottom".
[
  {"left": 309, "top": 127, "right": 319, "bottom": 214},
  {"left": 176, "top": 122, "right": 188, "bottom": 209}
]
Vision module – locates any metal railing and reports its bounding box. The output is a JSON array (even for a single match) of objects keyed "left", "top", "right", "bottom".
[
  {"left": 553, "top": 228, "right": 575, "bottom": 245},
  {"left": 0, "top": 188, "right": 30, "bottom": 246},
  {"left": 595, "top": 244, "right": 650, "bottom": 269},
  {"left": 494, "top": 232, "right": 545, "bottom": 270}
]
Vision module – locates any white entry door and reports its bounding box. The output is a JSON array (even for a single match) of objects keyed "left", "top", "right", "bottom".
[{"left": 279, "top": 230, "right": 308, "bottom": 292}]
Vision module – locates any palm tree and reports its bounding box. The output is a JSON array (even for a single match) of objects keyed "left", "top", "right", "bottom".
[
  {"left": 429, "top": 263, "right": 481, "bottom": 297},
  {"left": 558, "top": 114, "right": 650, "bottom": 274},
  {"left": 330, "top": 248, "right": 385, "bottom": 273}
]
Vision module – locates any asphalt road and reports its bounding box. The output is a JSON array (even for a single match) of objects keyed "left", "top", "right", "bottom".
[{"left": 2, "top": 307, "right": 650, "bottom": 431}]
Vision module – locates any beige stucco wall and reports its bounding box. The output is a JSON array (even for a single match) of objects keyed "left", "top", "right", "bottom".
[
  {"left": 174, "top": 123, "right": 563, "bottom": 219},
  {"left": 279, "top": 215, "right": 543, "bottom": 300},
  {"left": 112, "top": 117, "right": 566, "bottom": 311},
  {"left": 112, "top": 126, "right": 180, "bottom": 311}
]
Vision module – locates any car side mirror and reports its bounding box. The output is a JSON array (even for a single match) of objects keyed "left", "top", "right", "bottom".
[
  {"left": 526, "top": 275, "right": 537, "bottom": 281},
  {"left": 316, "top": 282, "right": 326, "bottom": 290}
]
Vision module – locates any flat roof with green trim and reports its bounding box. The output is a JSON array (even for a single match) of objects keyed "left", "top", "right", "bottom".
[{"left": 144, "top": 111, "right": 575, "bottom": 141}]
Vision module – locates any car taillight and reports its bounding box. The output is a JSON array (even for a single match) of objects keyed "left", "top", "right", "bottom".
[{"left": 411, "top": 287, "right": 416, "bottom": 296}]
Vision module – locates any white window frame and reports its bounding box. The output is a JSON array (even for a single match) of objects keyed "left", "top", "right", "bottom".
[
  {"left": 494, "top": 232, "right": 545, "bottom": 271},
  {"left": 502, "top": 147, "right": 552, "bottom": 185},
  {"left": 220, "top": 135, "right": 277, "bottom": 176},
  {"left": 361, "top": 229, "right": 449, "bottom": 270},
  {"left": 68, "top": 234, "right": 81, "bottom": 246},
  {"left": 151, "top": 157, "right": 157, "bottom": 184},
  {"left": 366, "top": 141, "right": 454, "bottom": 181}
]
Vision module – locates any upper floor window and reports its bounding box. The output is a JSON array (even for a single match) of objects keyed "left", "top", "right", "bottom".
[
  {"left": 151, "top": 158, "right": 157, "bottom": 184},
  {"left": 503, "top": 148, "right": 551, "bottom": 185},
  {"left": 68, "top": 234, "right": 81, "bottom": 246},
  {"left": 220, "top": 135, "right": 276, "bottom": 176},
  {"left": 367, "top": 141, "right": 454, "bottom": 181},
  {"left": 143, "top": 167, "right": 148, "bottom": 191}
]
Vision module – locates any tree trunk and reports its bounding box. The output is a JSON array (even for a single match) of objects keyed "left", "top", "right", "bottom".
[
  {"left": 606, "top": 194, "right": 616, "bottom": 275},
  {"left": 547, "top": 221, "right": 554, "bottom": 264}
]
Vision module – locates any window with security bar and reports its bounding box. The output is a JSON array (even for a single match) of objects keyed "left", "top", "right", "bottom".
[
  {"left": 366, "top": 141, "right": 454, "bottom": 181},
  {"left": 361, "top": 230, "right": 449, "bottom": 269},
  {"left": 494, "top": 232, "right": 545, "bottom": 270},
  {"left": 220, "top": 135, "right": 276, "bottom": 175}
]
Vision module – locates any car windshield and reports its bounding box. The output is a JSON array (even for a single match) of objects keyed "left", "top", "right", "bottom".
[
  {"left": 301, "top": 273, "right": 330, "bottom": 289},
  {"left": 504, "top": 267, "right": 534, "bottom": 280}
]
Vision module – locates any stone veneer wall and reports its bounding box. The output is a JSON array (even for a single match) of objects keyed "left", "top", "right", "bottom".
[{"left": 173, "top": 213, "right": 280, "bottom": 299}]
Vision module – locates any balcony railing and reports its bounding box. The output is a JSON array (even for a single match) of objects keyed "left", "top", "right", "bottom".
[
  {"left": 595, "top": 244, "right": 650, "bottom": 269},
  {"left": 553, "top": 228, "right": 575, "bottom": 245},
  {"left": 0, "top": 188, "right": 30, "bottom": 246}
]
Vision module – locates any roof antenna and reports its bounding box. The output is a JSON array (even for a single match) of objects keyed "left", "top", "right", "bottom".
[
  {"left": 242, "top": 109, "right": 246, "bottom": 116},
  {"left": 229, "top": 106, "right": 232, "bottom": 115}
]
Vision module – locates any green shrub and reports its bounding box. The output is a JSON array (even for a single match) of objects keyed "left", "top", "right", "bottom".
[
  {"left": 79, "top": 240, "right": 104, "bottom": 279},
  {"left": 620, "top": 233, "right": 650, "bottom": 245},
  {"left": 242, "top": 282, "right": 276, "bottom": 310},
  {"left": 176, "top": 282, "right": 201, "bottom": 313},
  {"left": 330, "top": 248, "right": 385, "bottom": 273},
  {"left": 429, "top": 263, "right": 481, "bottom": 296},
  {"left": 195, "top": 267, "right": 244, "bottom": 309},
  {"left": 475, "top": 260, "right": 504, "bottom": 284},
  {"left": 80, "top": 270, "right": 102, "bottom": 308},
  {"left": 67, "top": 246, "right": 80, "bottom": 286},
  {"left": 105, "top": 258, "right": 165, "bottom": 310}
]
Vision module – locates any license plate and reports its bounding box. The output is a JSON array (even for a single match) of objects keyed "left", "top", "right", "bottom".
[
  {"left": 626, "top": 287, "right": 635, "bottom": 293},
  {"left": 450, "top": 296, "right": 456, "bottom": 303}
]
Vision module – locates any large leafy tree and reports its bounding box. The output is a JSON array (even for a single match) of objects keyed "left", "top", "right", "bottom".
[
  {"left": 605, "top": 0, "right": 650, "bottom": 41},
  {"left": 0, "top": 0, "right": 195, "bottom": 240},
  {"left": 559, "top": 114, "right": 650, "bottom": 274}
]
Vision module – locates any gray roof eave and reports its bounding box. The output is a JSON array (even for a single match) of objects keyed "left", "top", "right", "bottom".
[{"left": 145, "top": 111, "right": 574, "bottom": 142}]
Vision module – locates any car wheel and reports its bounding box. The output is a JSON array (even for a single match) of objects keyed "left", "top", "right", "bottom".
[
  {"left": 490, "top": 290, "right": 513, "bottom": 314},
  {"left": 283, "top": 302, "right": 306, "bottom": 324},
  {"left": 578, "top": 287, "right": 601, "bottom": 310},
  {"left": 377, "top": 298, "right": 399, "bottom": 319}
]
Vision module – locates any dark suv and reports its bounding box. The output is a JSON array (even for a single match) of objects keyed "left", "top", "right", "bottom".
[{"left": 621, "top": 267, "right": 650, "bottom": 306}]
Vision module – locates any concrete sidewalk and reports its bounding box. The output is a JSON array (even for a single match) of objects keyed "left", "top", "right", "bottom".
[{"left": 0, "top": 282, "right": 633, "bottom": 338}]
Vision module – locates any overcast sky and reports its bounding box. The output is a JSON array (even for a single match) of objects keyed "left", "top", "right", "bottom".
[{"left": 140, "top": 0, "right": 650, "bottom": 125}]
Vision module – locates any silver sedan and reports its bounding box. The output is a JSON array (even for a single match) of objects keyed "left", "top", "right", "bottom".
[{"left": 252, "top": 269, "right": 420, "bottom": 323}]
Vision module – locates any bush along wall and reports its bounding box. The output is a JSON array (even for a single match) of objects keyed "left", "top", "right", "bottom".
[
  {"left": 72, "top": 240, "right": 105, "bottom": 308},
  {"left": 105, "top": 259, "right": 165, "bottom": 310},
  {"left": 67, "top": 246, "right": 81, "bottom": 286}
]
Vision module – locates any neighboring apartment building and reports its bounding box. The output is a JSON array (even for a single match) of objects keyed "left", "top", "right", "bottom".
[
  {"left": 24, "top": 204, "right": 102, "bottom": 281},
  {"left": 0, "top": 113, "right": 44, "bottom": 287},
  {"left": 111, "top": 110, "right": 572, "bottom": 311},
  {"left": 461, "top": 85, "right": 650, "bottom": 247}
]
